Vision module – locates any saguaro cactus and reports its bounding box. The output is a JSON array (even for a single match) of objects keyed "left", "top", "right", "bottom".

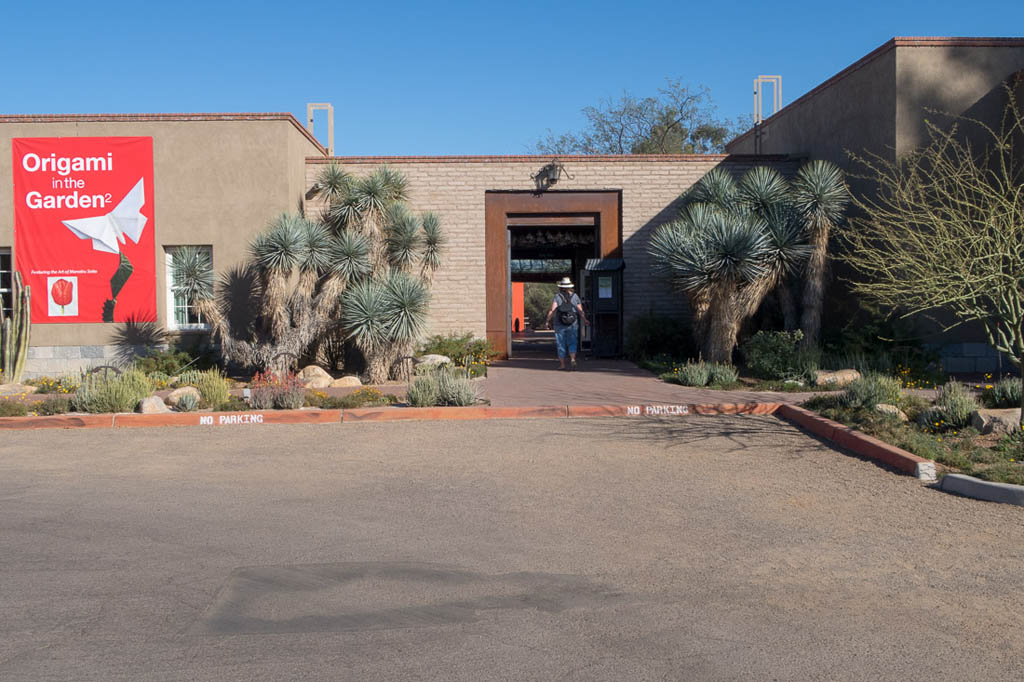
[{"left": 1, "top": 271, "right": 31, "bottom": 384}]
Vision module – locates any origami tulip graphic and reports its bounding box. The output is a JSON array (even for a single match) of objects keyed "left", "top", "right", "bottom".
[{"left": 51, "top": 278, "right": 74, "bottom": 315}]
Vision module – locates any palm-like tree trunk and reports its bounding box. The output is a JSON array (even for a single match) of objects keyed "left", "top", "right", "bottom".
[
  {"left": 776, "top": 283, "right": 798, "bottom": 331},
  {"left": 704, "top": 288, "right": 739, "bottom": 364},
  {"left": 800, "top": 227, "right": 828, "bottom": 347}
]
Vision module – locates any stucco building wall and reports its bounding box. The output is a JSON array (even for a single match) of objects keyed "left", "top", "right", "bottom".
[{"left": 0, "top": 114, "right": 324, "bottom": 374}]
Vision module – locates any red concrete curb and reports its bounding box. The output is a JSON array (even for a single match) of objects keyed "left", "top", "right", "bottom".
[
  {"left": 113, "top": 409, "right": 342, "bottom": 428},
  {"left": 565, "top": 403, "right": 780, "bottom": 418},
  {"left": 774, "top": 404, "right": 936, "bottom": 480},
  {"left": 0, "top": 413, "right": 114, "bottom": 430},
  {"left": 343, "top": 405, "right": 568, "bottom": 422}
]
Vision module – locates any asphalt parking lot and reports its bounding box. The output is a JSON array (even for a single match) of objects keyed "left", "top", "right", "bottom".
[{"left": 1, "top": 415, "right": 1022, "bottom": 681}]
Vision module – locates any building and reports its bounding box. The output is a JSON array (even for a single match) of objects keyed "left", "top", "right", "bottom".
[
  {"left": 3, "top": 37, "right": 1023, "bottom": 376},
  {"left": 727, "top": 36, "right": 1024, "bottom": 373}
]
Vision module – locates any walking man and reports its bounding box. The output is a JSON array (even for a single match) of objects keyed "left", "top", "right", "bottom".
[{"left": 545, "top": 277, "right": 589, "bottom": 371}]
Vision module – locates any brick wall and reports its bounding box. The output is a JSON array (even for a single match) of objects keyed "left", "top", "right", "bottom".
[{"left": 305, "top": 155, "right": 796, "bottom": 339}]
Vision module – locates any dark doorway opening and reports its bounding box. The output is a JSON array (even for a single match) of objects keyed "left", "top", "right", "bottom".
[
  {"left": 485, "top": 191, "right": 622, "bottom": 358},
  {"left": 508, "top": 214, "right": 598, "bottom": 357}
]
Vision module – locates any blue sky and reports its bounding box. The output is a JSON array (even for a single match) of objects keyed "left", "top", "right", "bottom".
[{"left": 2, "top": 0, "right": 1022, "bottom": 155}]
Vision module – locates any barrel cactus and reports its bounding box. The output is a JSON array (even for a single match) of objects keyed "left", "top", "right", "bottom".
[{"left": 1, "top": 271, "right": 31, "bottom": 384}]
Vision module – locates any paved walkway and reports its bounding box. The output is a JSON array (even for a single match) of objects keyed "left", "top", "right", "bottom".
[{"left": 482, "top": 350, "right": 818, "bottom": 407}]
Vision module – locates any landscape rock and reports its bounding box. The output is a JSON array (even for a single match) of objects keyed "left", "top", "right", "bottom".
[
  {"left": 0, "top": 383, "right": 38, "bottom": 395},
  {"left": 302, "top": 376, "right": 333, "bottom": 389},
  {"left": 330, "top": 376, "right": 362, "bottom": 388},
  {"left": 136, "top": 396, "right": 171, "bottom": 414},
  {"left": 415, "top": 354, "right": 451, "bottom": 366},
  {"left": 875, "top": 403, "right": 908, "bottom": 422},
  {"left": 970, "top": 408, "right": 1022, "bottom": 436},
  {"left": 298, "top": 365, "right": 331, "bottom": 381},
  {"left": 165, "top": 386, "right": 201, "bottom": 408},
  {"left": 814, "top": 369, "right": 862, "bottom": 387}
]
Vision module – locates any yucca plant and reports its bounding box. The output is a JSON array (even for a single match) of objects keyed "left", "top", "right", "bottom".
[
  {"left": 172, "top": 164, "right": 444, "bottom": 380},
  {"left": 650, "top": 166, "right": 810, "bottom": 363},
  {"left": 791, "top": 160, "right": 849, "bottom": 347}
]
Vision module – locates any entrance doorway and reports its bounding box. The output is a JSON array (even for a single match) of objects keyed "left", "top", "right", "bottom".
[
  {"left": 509, "top": 214, "right": 598, "bottom": 356},
  {"left": 484, "top": 191, "right": 622, "bottom": 358}
]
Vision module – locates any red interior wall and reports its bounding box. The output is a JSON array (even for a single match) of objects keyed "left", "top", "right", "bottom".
[{"left": 511, "top": 282, "right": 525, "bottom": 333}]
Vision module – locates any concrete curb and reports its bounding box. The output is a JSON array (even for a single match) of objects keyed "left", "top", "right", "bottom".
[
  {"left": 774, "top": 404, "right": 938, "bottom": 482},
  {"left": 938, "top": 474, "right": 1024, "bottom": 506}
]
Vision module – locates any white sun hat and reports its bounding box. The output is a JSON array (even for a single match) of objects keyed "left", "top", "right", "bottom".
[{"left": 556, "top": 277, "right": 574, "bottom": 288}]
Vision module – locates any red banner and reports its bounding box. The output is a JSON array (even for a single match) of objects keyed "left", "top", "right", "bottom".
[{"left": 12, "top": 137, "right": 156, "bottom": 323}]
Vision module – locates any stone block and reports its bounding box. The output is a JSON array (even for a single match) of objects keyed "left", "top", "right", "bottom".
[
  {"left": 80, "top": 345, "right": 106, "bottom": 359},
  {"left": 27, "top": 345, "right": 54, "bottom": 360},
  {"left": 54, "top": 346, "right": 82, "bottom": 360}
]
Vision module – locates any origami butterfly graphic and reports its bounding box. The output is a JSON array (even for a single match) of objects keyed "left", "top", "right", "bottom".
[{"left": 61, "top": 178, "right": 147, "bottom": 254}]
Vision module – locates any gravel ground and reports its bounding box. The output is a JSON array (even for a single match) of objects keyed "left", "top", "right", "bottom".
[{"left": 1, "top": 415, "right": 1021, "bottom": 681}]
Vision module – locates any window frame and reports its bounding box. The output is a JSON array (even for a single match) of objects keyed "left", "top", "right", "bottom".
[
  {"left": 0, "top": 248, "right": 12, "bottom": 320},
  {"left": 164, "top": 246, "right": 212, "bottom": 332}
]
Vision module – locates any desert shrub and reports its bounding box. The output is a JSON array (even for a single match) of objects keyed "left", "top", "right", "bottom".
[
  {"left": 840, "top": 373, "right": 902, "bottom": 409},
  {"left": 33, "top": 395, "right": 71, "bottom": 415},
  {"left": 707, "top": 363, "right": 739, "bottom": 385},
  {"left": 306, "top": 387, "right": 398, "bottom": 409},
  {"left": 176, "top": 369, "right": 205, "bottom": 387},
  {"left": 147, "top": 371, "right": 172, "bottom": 389},
  {"left": 72, "top": 369, "right": 153, "bottom": 414},
  {"left": 175, "top": 393, "right": 199, "bottom": 412},
  {"left": 741, "top": 330, "right": 812, "bottom": 380},
  {"left": 933, "top": 381, "right": 980, "bottom": 428},
  {"left": 215, "top": 395, "right": 250, "bottom": 412},
  {"left": 406, "top": 375, "right": 441, "bottom": 407},
  {"left": 625, "top": 311, "right": 694, "bottom": 362},
  {"left": 407, "top": 367, "right": 476, "bottom": 407},
  {"left": 135, "top": 348, "right": 193, "bottom": 376},
  {"left": 249, "top": 372, "right": 277, "bottom": 409},
  {"left": 916, "top": 406, "right": 947, "bottom": 431},
  {"left": 671, "top": 361, "right": 711, "bottom": 387},
  {"left": 28, "top": 373, "right": 81, "bottom": 395},
  {"left": 419, "top": 333, "right": 498, "bottom": 367},
  {"left": 195, "top": 370, "right": 230, "bottom": 407},
  {"left": 983, "top": 377, "right": 1022, "bottom": 409},
  {"left": 274, "top": 373, "right": 306, "bottom": 409},
  {"left": 0, "top": 400, "right": 29, "bottom": 417},
  {"left": 249, "top": 371, "right": 305, "bottom": 410}
]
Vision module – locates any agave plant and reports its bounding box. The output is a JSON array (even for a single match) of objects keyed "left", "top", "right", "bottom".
[
  {"left": 651, "top": 165, "right": 811, "bottom": 363},
  {"left": 791, "top": 160, "right": 849, "bottom": 347},
  {"left": 171, "top": 165, "right": 443, "bottom": 378}
]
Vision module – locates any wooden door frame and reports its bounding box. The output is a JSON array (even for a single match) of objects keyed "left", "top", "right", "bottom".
[{"left": 485, "top": 190, "right": 622, "bottom": 358}]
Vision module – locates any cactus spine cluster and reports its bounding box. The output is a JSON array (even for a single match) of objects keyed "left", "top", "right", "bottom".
[{"left": 1, "top": 271, "right": 31, "bottom": 384}]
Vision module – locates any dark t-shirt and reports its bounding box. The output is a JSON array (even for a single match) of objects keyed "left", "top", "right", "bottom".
[{"left": 552, "top": 292, "right": 582, "bottom": 330}]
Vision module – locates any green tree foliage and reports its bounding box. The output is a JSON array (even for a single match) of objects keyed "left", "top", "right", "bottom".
[
  {"left": 523, "top": 283, "right": 557, "bottom": 329},
  {"left": 535, "top": 79, "right": 749, "bottom": 155},
  {"left": 172, "top": 165, "right": 444, "bottom": 382},
  {"left": 841, "top": 85, "right": 1024, "bottom": 425},
  {"left": 649, "top": 166, "right": 811, "bottom": 363}
]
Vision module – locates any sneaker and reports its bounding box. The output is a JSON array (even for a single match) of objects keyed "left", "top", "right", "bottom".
[{"left": 570, "top": 361, "right": 578, "bottom": 372}]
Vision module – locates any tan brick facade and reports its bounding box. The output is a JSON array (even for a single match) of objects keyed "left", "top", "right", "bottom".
[{"left": 306, "top": 155, "right": 796, "bottom": 339}]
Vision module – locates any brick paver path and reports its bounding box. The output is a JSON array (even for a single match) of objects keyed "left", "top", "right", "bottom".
[{"left": 481, "top": 353, "right": 818, "bottom": 406}]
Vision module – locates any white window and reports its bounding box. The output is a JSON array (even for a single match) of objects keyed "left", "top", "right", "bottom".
[
  {"left": 0, "top": 249, "right": 12, "bottom": 319},
  {"left": 165, "top": 246, "right": 212, "bottom": 331}
]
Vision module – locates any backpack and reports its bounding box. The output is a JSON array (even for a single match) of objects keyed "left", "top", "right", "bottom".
[{"left": 556, "top": 293, "right": 578, "bottom": 326}]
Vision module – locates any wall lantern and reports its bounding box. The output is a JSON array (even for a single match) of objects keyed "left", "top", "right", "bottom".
[{"left": 531, "top": 160, "right": 572, "bottom": 193}]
